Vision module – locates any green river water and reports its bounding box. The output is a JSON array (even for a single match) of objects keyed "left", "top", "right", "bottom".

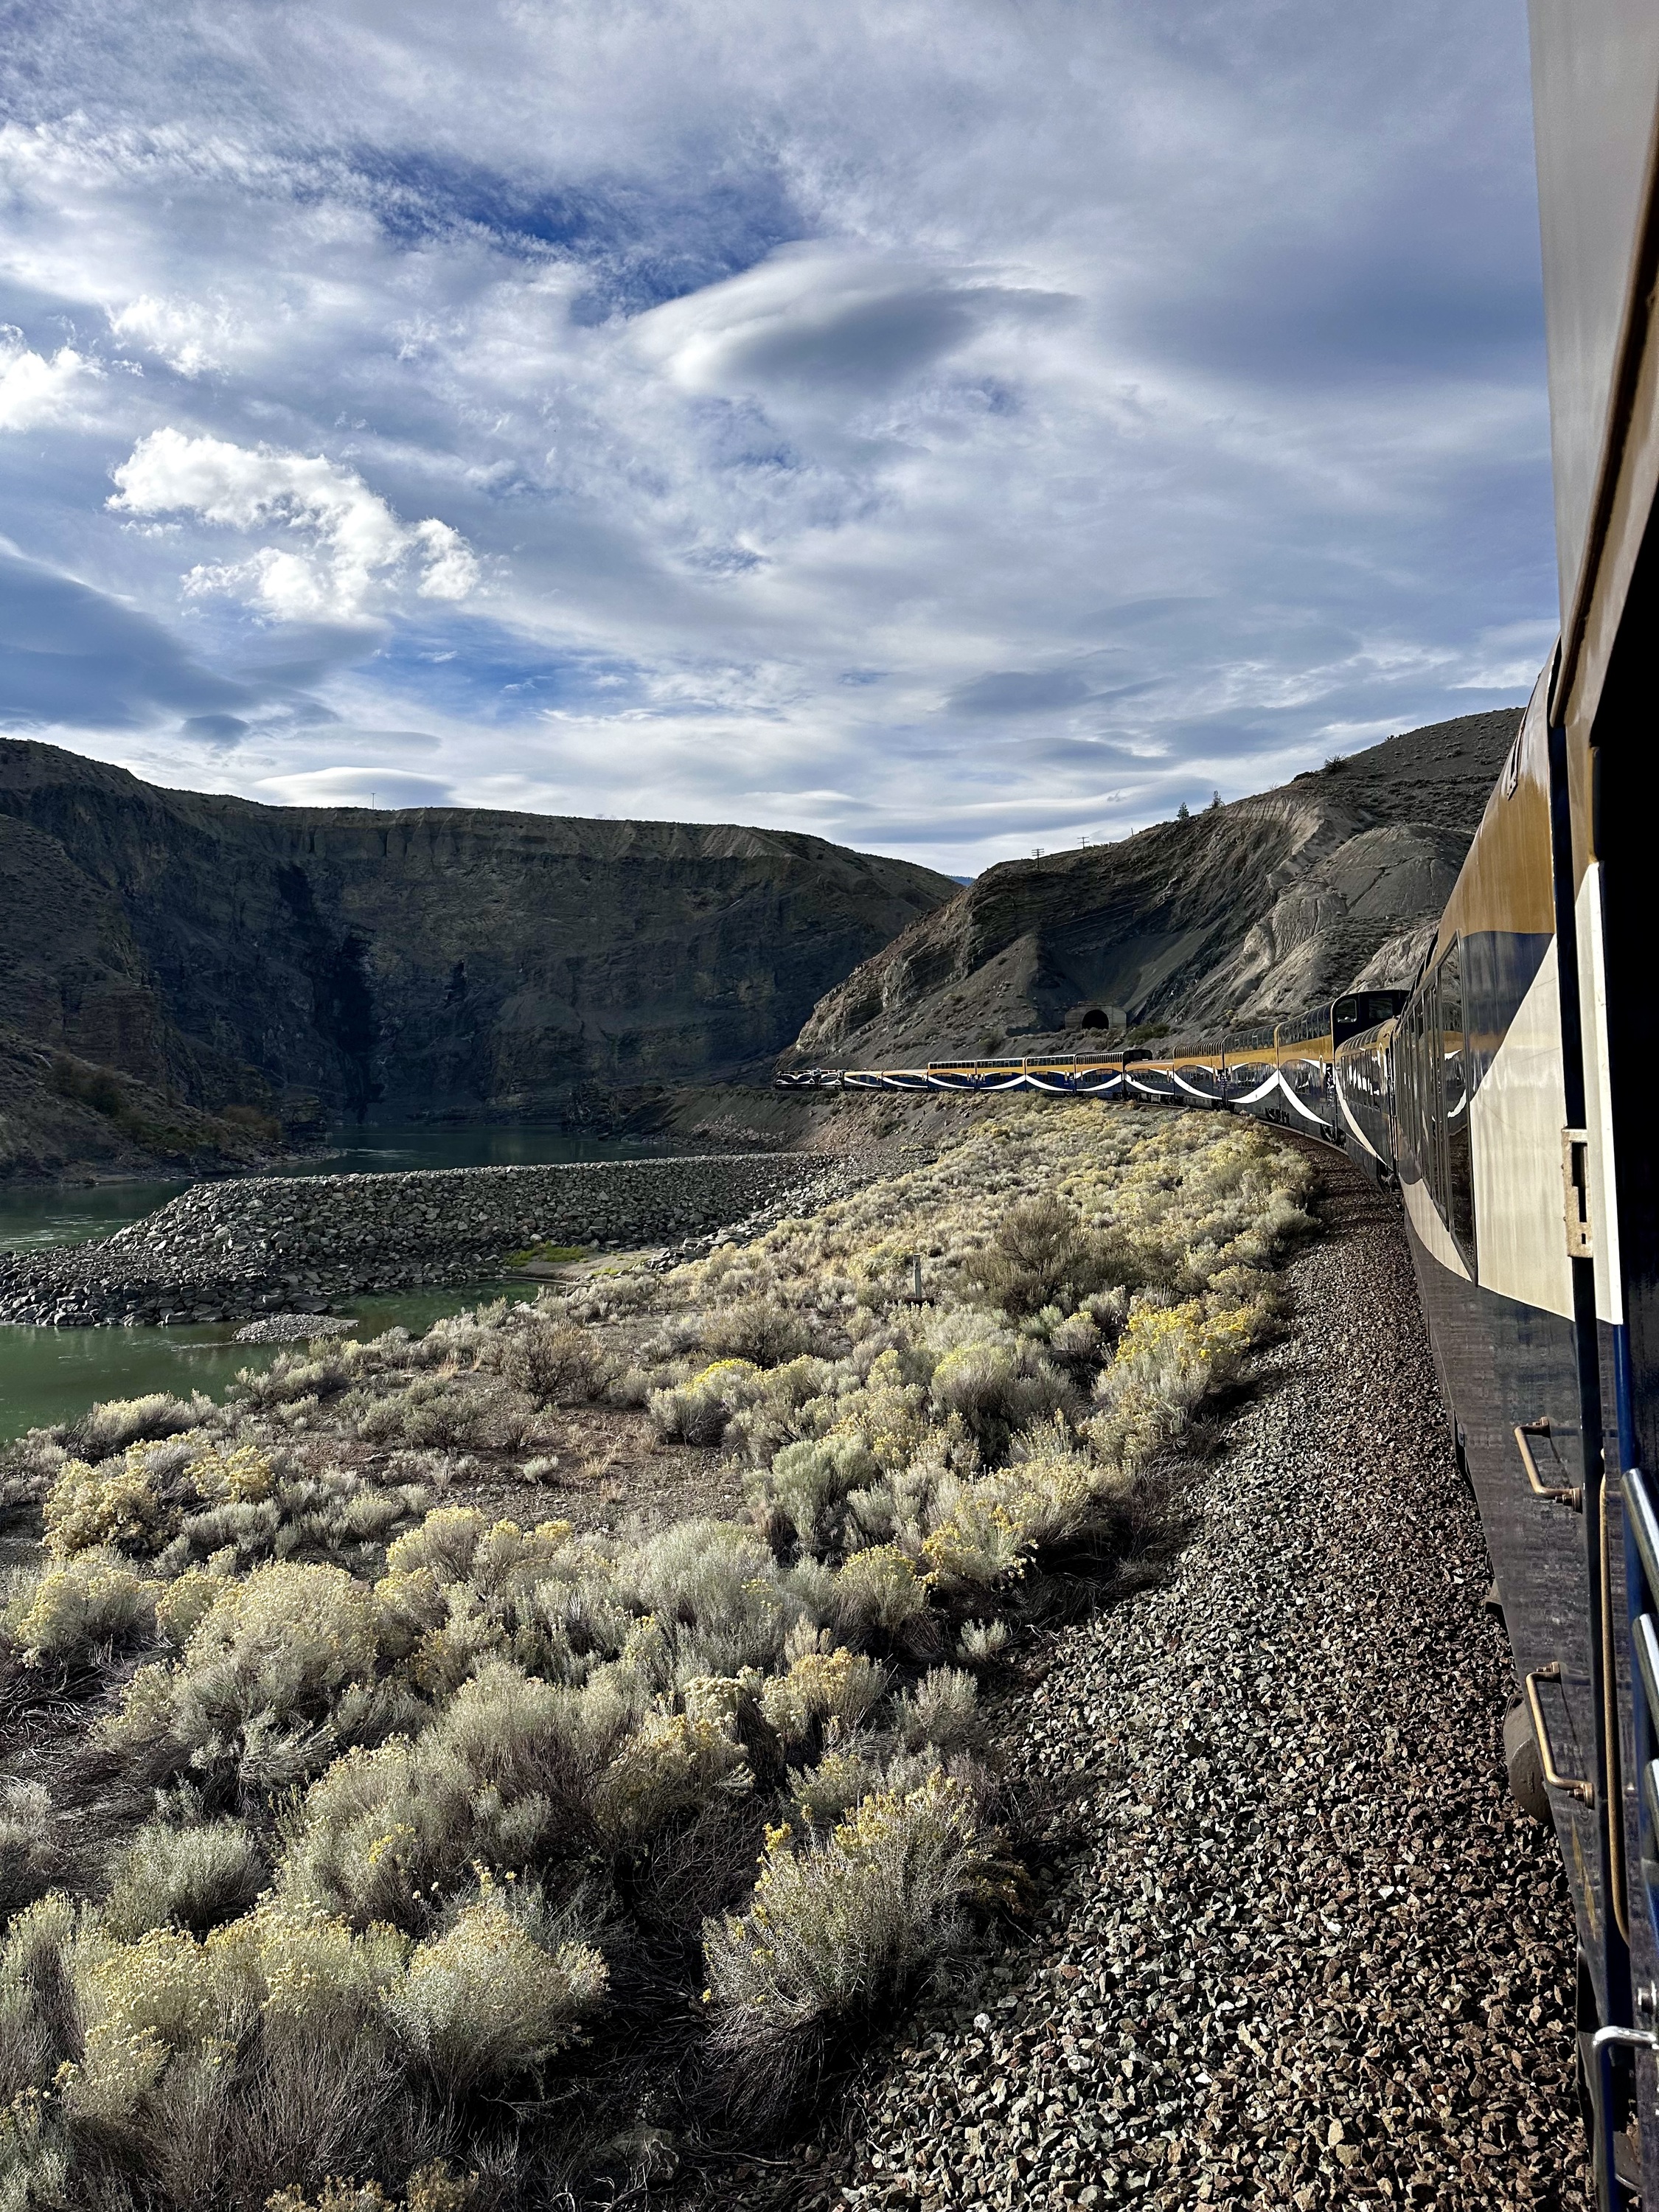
[{"left": 0, "top": 1127, "right": 656, "bottom": 1442}]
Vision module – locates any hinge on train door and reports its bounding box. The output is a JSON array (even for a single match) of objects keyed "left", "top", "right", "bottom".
[{"left": 1562, "top": 1129, "right": 1595, "bottom": 1258}]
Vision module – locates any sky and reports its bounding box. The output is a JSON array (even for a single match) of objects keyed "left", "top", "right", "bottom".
[{"left": 0, "top": 0, "right": 1553, "bottom": 877}]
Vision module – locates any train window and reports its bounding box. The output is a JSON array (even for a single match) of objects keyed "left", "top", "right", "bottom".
[
  {"left": 1400, "top": 995, "right": 1428, "bottom": 1187},
  {"left": 1435, "top": 944, "right": 1475, "bottom": 1265},
  {"left": 1398, "top": 951, "right": 1476, "bottom": 1265},
  {"left": 1332, "top": 988, "right": 1407, "bottom": 1048}
]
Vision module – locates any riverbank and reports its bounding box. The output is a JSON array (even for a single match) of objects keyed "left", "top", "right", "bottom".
[
  {"left": 0, "top": 1128, "right": 695, "bottom": 1441},
  {"left": 0, "top": 1281, "right": 562, "bottom": 1443},
  {"left": 0, "top": 1152, "right": 844, "bottom": 1328}
]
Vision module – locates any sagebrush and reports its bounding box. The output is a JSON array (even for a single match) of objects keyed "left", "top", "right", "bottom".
[{"left": 0, "top": 1105, "right": 1315, "bottom": 2205}]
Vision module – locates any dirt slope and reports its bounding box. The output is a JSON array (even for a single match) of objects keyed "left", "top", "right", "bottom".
[{"left": 785, "top": 709, "right": 1522, "bottom": 1066}]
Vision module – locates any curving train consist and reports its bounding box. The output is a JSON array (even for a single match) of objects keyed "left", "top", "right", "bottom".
[
  {"left": 774, "top": 985, "right": 1409, "bottom": 1128},
  {"left": 783, "top": 2, "right": 1659, "bottom": 2198}
]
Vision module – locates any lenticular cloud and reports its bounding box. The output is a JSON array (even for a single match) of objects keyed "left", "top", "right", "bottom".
[{"left": 108, "top": 427, "right": 479, "bottom": 621}]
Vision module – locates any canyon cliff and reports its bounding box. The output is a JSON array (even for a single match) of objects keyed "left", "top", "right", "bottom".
[
  {"left": 0, "top": 740, "right": 954, "bottom": 1178},
  {"left": 784, "top": 709, "right": 1523, "bottom": 1068}
]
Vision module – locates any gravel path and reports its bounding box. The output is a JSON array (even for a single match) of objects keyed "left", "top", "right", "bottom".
[{"left": 714, "top": 1164, "right": 1593, "bottom": 2211}]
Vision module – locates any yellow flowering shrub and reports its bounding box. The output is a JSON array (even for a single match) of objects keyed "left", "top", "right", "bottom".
[
  {"left": 282, "top": 1665, "right": 588, "bottom": 1929},
  {"left": 701, "top": 1771, "right": 1012, "bottom": 2048},
  {"left": 386, "top": 1882, "right": 608, "bottom": 2093},
  {"left": 646, "top": 1357, "right": 763, "bottom": 1447},
  {"left": 592, "top": 1711, "right": 750, "bottom": 1843},
  {"left": 1085, "top": 1291, "right": 1270, "bottom": 1474},
  {"left": 185, "top": 1561, "right": 381, "bottom": 1700},
  {"left": 832, "top": 1545, "right": 929, "bottom": 1635},
  {"left": 188, "top": 1442, "right": 275, "bottom": 1503},
  {"left": 758, "top": 1647, "right": 886, "bottom": 1745},
  {"left": 42, "top": 1452, "right": 172, "bottom": 1558},
  {"left": 465, "top": 1516, "right": 574, "bottom": 1599},
  {"left": 384, "top": 1506, "right": 490, "bottom": 1585},
  {"left": 4, "top": 1550, "right": 159, "bottom": 1660},
  {"left": 919, "top": 1493, "right": 1030, "bottom": 1590},
  {"left": 154, "top": 1566, "right": 227, "bottom": 1649},
  {"left": 103, "top": 1562, "right": 406, "bottom": 1790}
]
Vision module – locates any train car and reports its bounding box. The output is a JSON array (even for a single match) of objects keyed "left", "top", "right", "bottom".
[
  {"left": 1358, "top": 0, "right": 1659, "bottom": 2197},
  {"left": 1332, "top": 664, "right": 1639, "bottom": 2179}
]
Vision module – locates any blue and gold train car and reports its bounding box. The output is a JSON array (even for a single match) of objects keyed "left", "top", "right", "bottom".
[{"left": 1343, "top": 0, "right": 1659, "bottom": 2191}]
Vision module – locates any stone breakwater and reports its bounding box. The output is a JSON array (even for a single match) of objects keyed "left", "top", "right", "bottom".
[{"left": 0, "top": 1154, "right": 842, "bottom": 1329}]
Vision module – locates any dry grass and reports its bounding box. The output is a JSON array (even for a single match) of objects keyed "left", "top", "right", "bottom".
[{"left": 0, "top": 1104, "right": 1316, "bottom": 2205}]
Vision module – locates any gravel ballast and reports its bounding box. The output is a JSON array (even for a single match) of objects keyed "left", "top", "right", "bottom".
[{"left": 720, "top": 1164, "right": 1591, "bottom": 2211}]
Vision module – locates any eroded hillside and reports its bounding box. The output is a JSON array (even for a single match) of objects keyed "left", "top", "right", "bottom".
[
  {"left": 785, "top": 709, "right": 1521, "bottom": 1067},
  {"left": 0, "top": 742, "right": 956, "bottom": 1176}
]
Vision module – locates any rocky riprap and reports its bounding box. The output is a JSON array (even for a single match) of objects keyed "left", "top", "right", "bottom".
[
  {"left": 0, "top": 1153, "right": 849, "bottom": 1328},
  {"left": 709, "top": 1166, "right": 1590, "bottom": 2212},
  {"left": 232, "top": 1312, "right": 358, "bottom": 1343}
]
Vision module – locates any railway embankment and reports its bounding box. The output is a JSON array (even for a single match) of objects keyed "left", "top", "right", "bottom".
[
  {"left": 0, "top": 1152, "right": 846, "bottom": 1327},
  {"left": 723, "top": 1164, "right": 1588, "bottom": 2212}
]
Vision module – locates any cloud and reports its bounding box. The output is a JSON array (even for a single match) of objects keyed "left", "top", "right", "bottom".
[
  {"left": 107, "top": 295, "right": 239, "bottom": 377},
  {"left": 949, "top": 669, "right": 1093, "bottom": 716},
  {"left": 0, "top": 0, "right": 1551, "bottom": 872},
  {"left": 636, "top": 244, "right": 1072, "bottom": 405},
  {"left": 180, "top": 712, "right": 248, "bottom": 746},
  {"left": 0, "top": 546, "right": 253, "bottom": 729},
  {"left": 108, "top": 429, "right": 481, "bottom": 619},
  {"left": 254, "top": 765, "right": 453, "bottom": 807},
  {"left": 0, "top": 328, "right": 101, "bottom": 430}
]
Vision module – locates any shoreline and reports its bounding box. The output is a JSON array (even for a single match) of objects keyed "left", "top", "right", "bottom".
[{"left": 0, "top": 1153, "right": 859, "bottom": 1329}]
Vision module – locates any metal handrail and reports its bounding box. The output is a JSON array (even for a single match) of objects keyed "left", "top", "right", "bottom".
[
  {"left": 1524, "top": 1662, "right": 1595, "bottom": 1804},
  {"left": 1603, "top": 1493, "right": 1630, "bottom": 1944},
  {"left": 1516, "top": 1419, "right": 1585, "bottom": 1510}
]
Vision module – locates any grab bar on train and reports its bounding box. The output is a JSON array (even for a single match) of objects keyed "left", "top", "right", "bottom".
[
  {"left": 1603, "top": 1490, "right": 1630, "bottom": 1944},
  {"left": 1516, "top": 1419, "right": 1584, "bottom": 1510},
  {"left": 1524, "top": 1662, "right": 1595, "bottom": 1804}
]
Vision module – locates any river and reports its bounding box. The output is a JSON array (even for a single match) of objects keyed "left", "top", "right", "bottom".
[{"left": 0, "top": 1125, "right": 658, "bottom": 1441}]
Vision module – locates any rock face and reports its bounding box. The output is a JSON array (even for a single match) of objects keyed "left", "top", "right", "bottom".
[
  {"left": 0, "top": 740, "right": 956, "bottom": 1166},
  {"left": 0, "top": 1029, "right": 293, "bottom": 1183},
  {"left": 785, "top": 710, "right": 1522, "bottom": 1066},
  {"left": 0, "top": 1152, "right": 845, "bottom": 1326}
]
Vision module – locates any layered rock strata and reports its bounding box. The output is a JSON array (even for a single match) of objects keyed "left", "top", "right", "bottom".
[
  {"left": 0, "top": 738, "right": 956, "bottom": 1172},
  {"left": 0, "top": 1154, "right": 838, "bottom": 1327}
]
